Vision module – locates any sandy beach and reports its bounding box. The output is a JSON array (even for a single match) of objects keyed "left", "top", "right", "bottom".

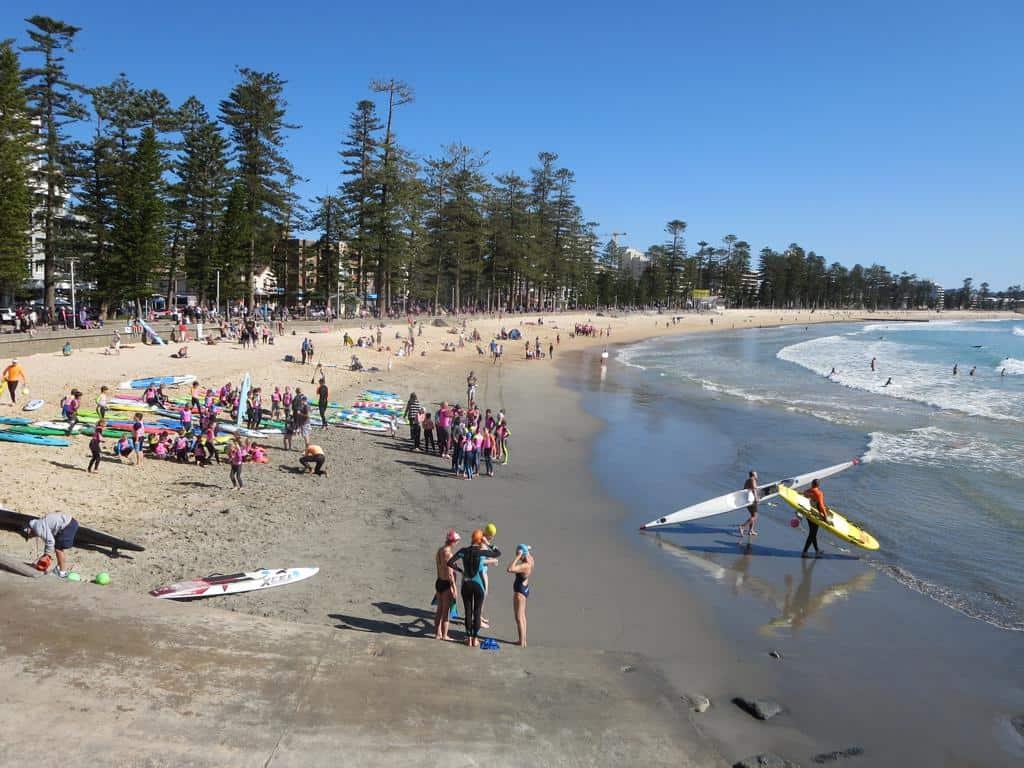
[{"left": 1, "top": 307, "right": 1021, "bottom": 766}]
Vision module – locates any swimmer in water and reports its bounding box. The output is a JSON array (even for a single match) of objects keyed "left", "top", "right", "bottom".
[
  {"left": 953, "top": 362, "right": 959, "bottom": 375},
  {"left": 884, "top": 377, "right": 893, "bottom": 387},
  {"left": 827, "top": 367, "right": 837, "bottom": 378},
  {"left": 870, "top": 357, "right": 877, "bottom": 372},
  {"left": 969, "top": 366, "right": 976, "bottom": 376}
]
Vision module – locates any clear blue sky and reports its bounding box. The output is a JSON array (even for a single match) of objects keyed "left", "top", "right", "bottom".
[{"left": 5, "top": 0, "right": 1022, "bottom": 288}]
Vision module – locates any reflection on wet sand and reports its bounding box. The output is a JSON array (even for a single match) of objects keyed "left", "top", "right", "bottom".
[{"left": 648, "top": 534, "right": 875, "bottom": 636}]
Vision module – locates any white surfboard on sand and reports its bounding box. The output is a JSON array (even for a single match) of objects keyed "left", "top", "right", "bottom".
[
  {"left": 150, "top": 567, "right": 318, "bottom": 599},
  {"left": 640, "top": 459, "right": 860, "bottom": 530},
  {"left": 22, "top": 399, "right": 44, "bottom": 412}
]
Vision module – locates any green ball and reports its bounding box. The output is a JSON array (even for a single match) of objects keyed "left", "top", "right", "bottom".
[
  {"left": 95, "top": 572, "right": 111, "bottom": 586},
  {"left": 66, "top": 571, "right": 82, "bottom": 582}
]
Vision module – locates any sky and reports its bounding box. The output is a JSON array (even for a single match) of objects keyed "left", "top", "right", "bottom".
[{"left": 4, "top": 0, "right": 1022, "bottom": 289}]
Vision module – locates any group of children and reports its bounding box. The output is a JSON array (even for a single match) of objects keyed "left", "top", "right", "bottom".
[{"left": 410, "top": 399, "right": 510, "bottom": 480}]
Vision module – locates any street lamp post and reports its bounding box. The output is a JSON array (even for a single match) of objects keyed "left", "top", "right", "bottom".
[{"left": 69, "top": 257, "right": 78, "bottom": 329}]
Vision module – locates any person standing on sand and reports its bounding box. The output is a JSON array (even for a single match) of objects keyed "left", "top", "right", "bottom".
[
  {"left": 447, "top": 530, "right": 501, "bottom": 648},
  {"left": 434, "top": 529, "right": 461, "bottom": 641},
  {"left": 422, "top": 411, "right": 436, "bottom": 453},
  {"left": 316, "top": 378, "right": 329, "bottom": 430},
  {"left": 87, "top": 420, "right": 106, "bottom": 473},
  {"left": 738, "top": 470, "right": 759, "bottom": 537},
  {"left": 404, "top": 392, "right": 424, "bottom": 451},
  {"left": 802, "top": 479, "right": 829, "bottom": 558},
  {"left": 507, "top": 544, "right": 533, "bottom": 647},
  {"left": 466, "top": 371, "right": 477, "bottom": 403},
  {"left": 131, "top": 413, "right": 145, "bottom": 466},
  {"left": 228, "top": 437, "right": 245, "bottom": 488},
  {"left": 2, "top": 359, "right": 27, "bottom": 404}
]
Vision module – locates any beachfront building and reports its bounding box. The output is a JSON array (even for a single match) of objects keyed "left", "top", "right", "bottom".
[
  {"left": 270, "top": 238, "right": 348, "bottom": 309},
  {"left": 619, "top": 247, "right": 649, "bottom": 280},
  {"left": 16, "top": 117, "right": 84, "bottom": 304}
]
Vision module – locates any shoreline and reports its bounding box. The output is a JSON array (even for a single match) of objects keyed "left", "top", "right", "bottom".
[
  {"left": 0, "top": 308, "right": 1019, "bottom": 765},
  {"left": 573, "top": 325, "right": 1024, "bottom": 766}
]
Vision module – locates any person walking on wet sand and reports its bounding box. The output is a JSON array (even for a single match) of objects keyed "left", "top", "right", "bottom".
[
  {"left": 507, "top": 544, "right": 533, "bottom": 647},
  {"left": 802, "top": 479, "right": 829, "bottom": 558},
  {"left": 434, "top": 529, "right": 460, "bottom": 640},
  {"left": 738, "top": 470, "right": 759, "bottom": 538}
]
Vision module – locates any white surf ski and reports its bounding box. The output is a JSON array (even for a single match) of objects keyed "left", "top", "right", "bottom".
[{"left": 640, "top": 459, "right": 860, "bottom": 530}]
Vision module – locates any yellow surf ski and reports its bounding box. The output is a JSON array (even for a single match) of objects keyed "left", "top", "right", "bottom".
[{"left": 777, "top": 485, "right": 880, "bottom": 551}]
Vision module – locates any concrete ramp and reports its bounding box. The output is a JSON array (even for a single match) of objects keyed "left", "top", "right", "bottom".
[{"left": 0, "top": 576, "right": 723, "bottom": 767}]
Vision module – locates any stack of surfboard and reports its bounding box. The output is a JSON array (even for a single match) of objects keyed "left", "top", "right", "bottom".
[{"left": 328, "top": 390, "right": 403, "bottom": 433}]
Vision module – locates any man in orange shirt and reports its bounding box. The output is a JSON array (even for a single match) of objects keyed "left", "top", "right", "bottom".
[
  {"left": 2, "top": 359, "right": 27, "bottom": 404},
  {"left": 802, "top": 478, "right": 830, "bottom": 558}
]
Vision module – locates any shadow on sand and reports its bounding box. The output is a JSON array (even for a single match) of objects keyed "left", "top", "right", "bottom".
[{"left": 329, "top": 601, "right": 434, "bottom": 638}]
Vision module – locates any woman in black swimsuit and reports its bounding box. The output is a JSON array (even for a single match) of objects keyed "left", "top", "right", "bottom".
[{"left": 507, "top": 545, "right": 534, "bottom": 647}]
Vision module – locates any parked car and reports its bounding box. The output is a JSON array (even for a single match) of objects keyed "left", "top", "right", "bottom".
[{"left": 0, "top": 307, "right": 15, "bottom": 325}]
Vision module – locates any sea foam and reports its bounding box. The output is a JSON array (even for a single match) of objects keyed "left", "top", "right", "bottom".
[{"left": 778, "top": 335, "right": 1024, "bottom": 423}]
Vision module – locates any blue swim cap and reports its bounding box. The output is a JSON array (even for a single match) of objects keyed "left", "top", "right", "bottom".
[{"left": 516, "top": 544, "right": 531, "bottom": 556}]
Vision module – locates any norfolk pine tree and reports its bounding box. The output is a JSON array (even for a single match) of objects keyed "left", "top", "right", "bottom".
[
  {"left": 220, "top": 68, "right": 297, "bottom": 310},
  {"left": 0, "top": 40, "right": 34, "bottom": 290},
  {"left": 20, "top": 15, "right": 88, "bottom": 313}
]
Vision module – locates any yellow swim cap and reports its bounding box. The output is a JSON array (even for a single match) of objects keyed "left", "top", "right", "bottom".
[{"left": 484, "top": 523, "right": 497, "bottom": 538}]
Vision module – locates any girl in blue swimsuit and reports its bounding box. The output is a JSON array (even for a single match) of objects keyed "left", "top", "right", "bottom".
[{"left": 507, "top": 544, "right": 534, "bottom": 647}]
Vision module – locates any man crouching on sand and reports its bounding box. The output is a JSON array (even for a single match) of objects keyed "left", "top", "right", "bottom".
[
  {"left": 434, "top": 529, "right": 460, "bottom": 640},
  {"left": 299, "top": 444, "right": 327, "bottom": 476},
  {"left": 23, "top": 513, "right": 79, "bottom": 576}
]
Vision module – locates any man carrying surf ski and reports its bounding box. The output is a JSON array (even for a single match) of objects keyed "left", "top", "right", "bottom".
[{"left": 802, "top": 479, "right": 831, "bottom": 558}]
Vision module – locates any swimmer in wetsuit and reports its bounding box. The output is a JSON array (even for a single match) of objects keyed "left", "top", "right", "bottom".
[
  {"left": 507, "top": 544, "right": 534, "bottom": 647},
  {"left": 434, "top": 529, "right": 461, "bottom": 640},
  {"left": 447, "top": 530, "right": 501, "bottom": 647}
]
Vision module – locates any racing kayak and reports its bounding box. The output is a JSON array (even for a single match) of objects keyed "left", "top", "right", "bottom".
[{"left": 640, "top": 459, "right": 860, "bottom": 530}]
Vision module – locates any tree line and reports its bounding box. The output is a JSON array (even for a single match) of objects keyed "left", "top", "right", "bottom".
[{"left": 0, "top": 16, "right": 1016, "bottom": 317}]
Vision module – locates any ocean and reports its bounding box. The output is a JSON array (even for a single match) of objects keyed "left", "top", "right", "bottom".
[{"left": 586, "top": 318, "right": 1024, "bottom": 632}]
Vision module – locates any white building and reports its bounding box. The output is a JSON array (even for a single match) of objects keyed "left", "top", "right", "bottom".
[
  {"left": 25, "top": 117, "right": 80, "bottom": 294},
  {"left": 620, "top": 247, "right": 650, "bottom": 280}
]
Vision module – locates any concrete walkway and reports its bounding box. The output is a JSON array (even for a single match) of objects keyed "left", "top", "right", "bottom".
[{"left": 0, "top": 575, "right": 724, "bottom": 767}]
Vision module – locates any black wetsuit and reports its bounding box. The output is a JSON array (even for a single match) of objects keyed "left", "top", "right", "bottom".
[
  {"left": 803, "top": 521, "right": 820, "bottom": 554},
  {"left": 448, "top": 545, "right": 501, "bottom": 639}
]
